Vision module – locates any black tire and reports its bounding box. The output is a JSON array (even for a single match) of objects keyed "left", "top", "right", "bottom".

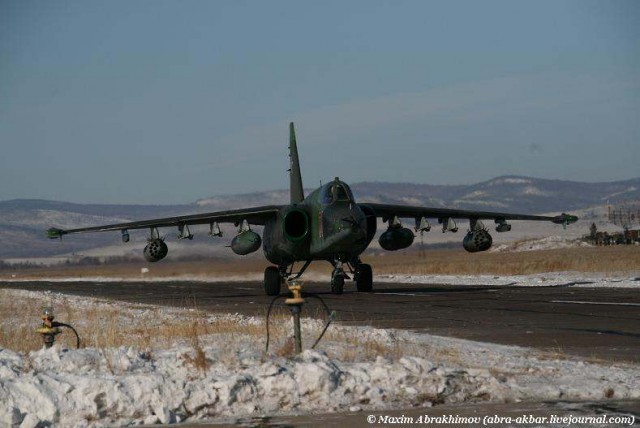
[
  {"left": 356, "top": 263, "right": 373, "bottom": 292},
  {"left": 331, "top": 273, "right": 344, "bottom": 295},
  {"left": 264, "top": 266, "right": 281, "bottom": 296}
]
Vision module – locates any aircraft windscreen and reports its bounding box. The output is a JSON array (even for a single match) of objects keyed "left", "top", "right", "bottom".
[{"left": 322, "top": 183, "right": 352, "bottom": 204}]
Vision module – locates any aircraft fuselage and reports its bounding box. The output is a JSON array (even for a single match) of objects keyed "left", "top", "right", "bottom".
[{"left": 262, "top": 178, "right": 371, "bottom": 266}]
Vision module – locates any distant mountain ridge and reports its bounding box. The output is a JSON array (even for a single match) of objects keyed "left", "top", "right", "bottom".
[
  {"left": 1, "top": 175, "right": 638, "bottom": 258},
  {"left": 350, "top": 175, "right": 640, "bottom": 213},
  {"left": 195, "top": 175, "right": 640, "bottom": 213}
]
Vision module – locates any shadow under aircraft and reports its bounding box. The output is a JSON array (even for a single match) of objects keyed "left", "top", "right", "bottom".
[{"left": 48, "top": 123, "right": 578, "bottom": 295}]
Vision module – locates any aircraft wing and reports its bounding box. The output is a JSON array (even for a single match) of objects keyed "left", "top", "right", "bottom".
[
  {"left": 47, "top": 205, "right": 283, "bottom": 238},
  {"left": 360, "top": 203, "right": 578, "bottom": 226}
]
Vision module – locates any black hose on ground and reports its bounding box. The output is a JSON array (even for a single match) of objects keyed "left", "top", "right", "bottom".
[{"left": 52, "top": 322, "right": 81, "bottom": 349}]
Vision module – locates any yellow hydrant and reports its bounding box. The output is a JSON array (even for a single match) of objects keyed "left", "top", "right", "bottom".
[
  {"left": 285, "top": 280, "right": 305, "bottom": 354},
  {"left": 35, "top": 307, "right": 61, "bottom": 348}
]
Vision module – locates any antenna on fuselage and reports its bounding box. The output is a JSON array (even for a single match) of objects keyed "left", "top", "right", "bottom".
[{"left": 289, "top": 122, "right": 305, "bottom": 204}]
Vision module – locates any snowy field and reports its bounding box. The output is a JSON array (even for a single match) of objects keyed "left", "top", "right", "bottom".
[
  {"left": 489, "top": 236, "right": 595, "bottom": 253},
  {"left": 1, "top": 275, "right": 639, "bottom": 427}
]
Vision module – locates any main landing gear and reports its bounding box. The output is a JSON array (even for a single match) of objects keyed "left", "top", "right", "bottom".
[
  {"left": 264, "top": 262, "right": 310, "bottom": 296},
  {"left": 263, "top": 259, "right": 373, "bottom": 296},
  {"left": 329, "top": 259, "right": 373, "bottom": 294},
  {"left": 354, "top": 263, "right": 373, "bottom": 292}
]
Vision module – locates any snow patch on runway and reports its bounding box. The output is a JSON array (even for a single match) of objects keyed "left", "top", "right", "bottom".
[
  {"left": 3, "top": 271, "right": 639, "bottom": 288},
  {"left": 376, "top": 272, "right": 640, "bottom": 288},
  {"left": 1, "top": 288, "right": 639, "bottom": 427}
]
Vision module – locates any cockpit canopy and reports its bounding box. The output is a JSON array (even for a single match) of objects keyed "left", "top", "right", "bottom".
[{"left": 321, "top": 178, "right": 354, "bottom": 205}]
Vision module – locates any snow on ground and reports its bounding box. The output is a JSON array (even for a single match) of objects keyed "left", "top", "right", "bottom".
[
  {"left": 490, "top": 236, "right": 593, "bottom": 253},
  {"left": 4, "top": 270, "right": 640, "bottom": 288},
  {"left": 1, "top": 284, "right": 639, "bottom": 427},
  {"left": 376, "top": 271, "right": 640, "bottom": 289}
]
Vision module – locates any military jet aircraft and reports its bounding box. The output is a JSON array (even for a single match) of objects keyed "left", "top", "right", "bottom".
[{"left": 48, "top": 123, "right": 578, "bottom": 295}]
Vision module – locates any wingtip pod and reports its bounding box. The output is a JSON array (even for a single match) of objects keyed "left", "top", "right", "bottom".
[
  {"left": 552, "top": 213, "right": 579, "bottom": 225},
  {"left": 46, "top": 227, "right": 66, "bottom": 239}
]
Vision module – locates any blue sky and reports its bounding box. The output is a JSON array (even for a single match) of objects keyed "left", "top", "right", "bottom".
[{"left": 1, "top": 0, "right": 638, "bottom": 204}]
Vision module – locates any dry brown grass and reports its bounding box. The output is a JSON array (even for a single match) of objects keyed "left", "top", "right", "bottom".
[
  {"left": 1, "top": 288, "right": 420, "bottom": 368},
  {"left": 362, "top": 246, "right": 640, "bottom": 276},
  {"left": 3, "top": 246, "right": 638, "bottom": 281},
  {"left": 604, "top": 387, "right": 615, "bottom": 398},
  {"left": 0, "top": 289, "right": 265, "bottom": 354},
  {"left": 1, "top": 289, "right": 398, "bottom": 364},
  {"left": 0, "top": 293, "right": 49, "bottom": 352},
  {"left": 181, "top": 322, "right": 211, "bottom": 373},
  {"left": 0, "top": 259, "right": 271, "bottom": 280},
  {"left": 322, "top": 328, "right": 405, "bottom": 362},
  {"left": 275, "top": 337, "right": 296, "bottom": 358}
]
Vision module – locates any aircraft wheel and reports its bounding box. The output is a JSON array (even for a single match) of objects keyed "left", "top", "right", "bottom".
[
  {"left": 331, "top": 273, "right": 344, "bottom": 295},
  {"left": 264, "top": 266, "right": 281, "bottom": 296},
  {"left": 356, "top": 264, "right": 373, "bottom": 292}
]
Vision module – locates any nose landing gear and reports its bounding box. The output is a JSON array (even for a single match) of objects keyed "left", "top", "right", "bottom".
[
  {"left": 330, "top": 259, "right": 373, "bottom": 294},
  {"left": 264, "top": 266, "right": 282, "bottom": 296}
]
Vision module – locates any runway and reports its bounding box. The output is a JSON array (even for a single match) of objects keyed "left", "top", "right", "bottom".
[{"left": 2, "top": 279, "right": 639, "bottom": 362}]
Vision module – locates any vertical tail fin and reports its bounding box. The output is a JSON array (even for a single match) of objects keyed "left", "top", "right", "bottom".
[{"left": 289, "top": 122, "right": 305, "bottom": 204}]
